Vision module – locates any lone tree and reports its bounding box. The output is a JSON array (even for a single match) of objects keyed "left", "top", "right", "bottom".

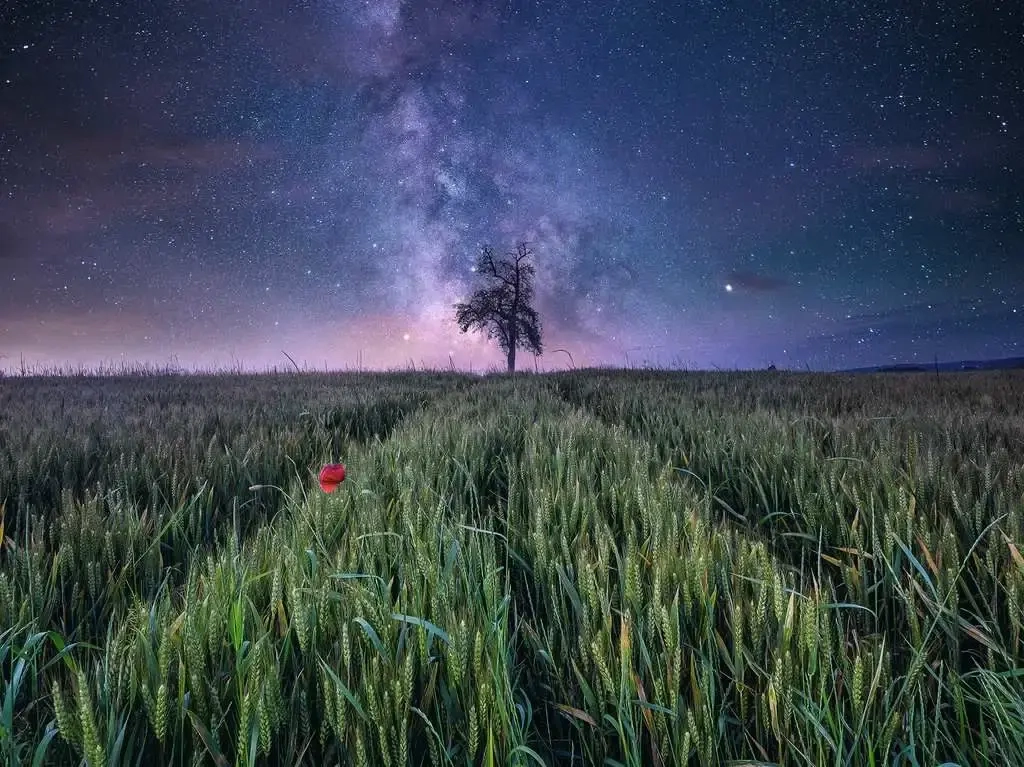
[{"left": 454, "top": 241, "right": 543, "bottom": 373}]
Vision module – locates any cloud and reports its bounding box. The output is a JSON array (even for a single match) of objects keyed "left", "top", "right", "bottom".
[
  {"left": 844, "top": 145, "right": 947, "bottom": 172},
  {"left": 2, "top": 134, "right": 280, "bottom": 240},
  {"left": 843, "top": 132, "right": 1017, "bottom": 175},
  {"left": 917, "top": 184, "right": 995, "bottom": 214},
  {"left": 786, "top": 302, "right": 1024, "bottom": 368},
  {"left": 724, "top": 270, "right": 788, "bottom": 293}
]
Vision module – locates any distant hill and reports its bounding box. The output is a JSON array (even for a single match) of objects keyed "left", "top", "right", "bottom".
[{"left": 842, "top": 356, "right": 1024, "bottom": 373}]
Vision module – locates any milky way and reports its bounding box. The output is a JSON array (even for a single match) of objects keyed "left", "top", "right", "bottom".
[{"left": 2, "top": 1, "right": 1022, "bottom": 373}]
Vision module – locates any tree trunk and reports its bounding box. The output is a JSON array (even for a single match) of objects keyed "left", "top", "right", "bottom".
[{"left": 507, "top": 324, "right": 517, "bottom": 372}]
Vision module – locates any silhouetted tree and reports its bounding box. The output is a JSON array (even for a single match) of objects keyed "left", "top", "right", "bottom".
[{"left": 454, "top": 242, "right": 543, "bottom": 373}]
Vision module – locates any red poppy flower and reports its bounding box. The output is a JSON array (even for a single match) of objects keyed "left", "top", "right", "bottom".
[{"left": 318, "top": 463, "right": 346, "bottom": 493}]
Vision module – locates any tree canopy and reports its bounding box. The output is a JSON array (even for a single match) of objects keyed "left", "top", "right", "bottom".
[{"left": 454, "top": 242, "right": 543, "bottom": 372}]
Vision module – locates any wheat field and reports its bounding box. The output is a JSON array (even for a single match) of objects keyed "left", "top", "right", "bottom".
[{"left": 1, "top": 368, "right": 1022, "bottom": 766}]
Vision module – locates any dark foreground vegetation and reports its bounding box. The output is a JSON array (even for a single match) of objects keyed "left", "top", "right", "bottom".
[{"left": 1, "top": 368, "right": 1022, "bottom": 766}]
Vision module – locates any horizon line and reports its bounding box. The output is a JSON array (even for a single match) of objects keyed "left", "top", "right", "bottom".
[{"left": 1, "top": 353, "right": 1022, "bottom": 379}]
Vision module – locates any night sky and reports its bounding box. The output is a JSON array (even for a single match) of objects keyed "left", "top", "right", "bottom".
[{"left": 2, "top": 1, "right": 1022, "bottom": 373}]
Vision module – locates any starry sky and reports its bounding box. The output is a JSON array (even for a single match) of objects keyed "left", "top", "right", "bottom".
[{"left": 2, "top": 1, "right": 1022, "bottom": 373}]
